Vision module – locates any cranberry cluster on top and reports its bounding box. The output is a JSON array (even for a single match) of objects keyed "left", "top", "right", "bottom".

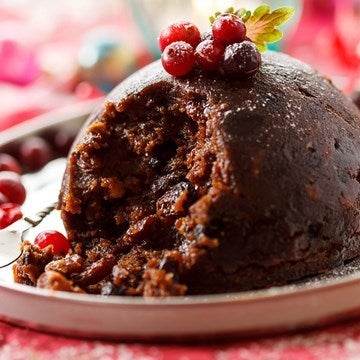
[{"left": 159, "top": 13, "right": 261, "bottom": 78}]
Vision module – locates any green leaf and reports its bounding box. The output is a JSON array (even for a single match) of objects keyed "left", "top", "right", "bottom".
[
  {"left": 245, "top": 5, "right": 295, "bottom": 52},
  {"left": 237, "top": 8, "right": 251, "bottom": 22},
  {"left": 235, "top": 8, "right": 247, "bottom": 18},
  {"left": 209, "top": 11, "right": 222, "bottom": 24},
  {"left": 224, "top": 7, "right": 234, "bottom": 14}
]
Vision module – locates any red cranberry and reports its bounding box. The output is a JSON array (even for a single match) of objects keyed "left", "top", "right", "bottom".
[
  {"left": 0, "top": 153, "right": 22, "bottom": 174},
  {"left": 0, "top": 171, "right": 26, "bottom": 205},
  {"left": 53, "top": 129, "right": 75, "bottom": 157},
  {"left": 220, "top": 41, "right": 261, "bottom": 78},
  {"left": 212, "top": 14, "right": 247, "bottom": 46},
  {"left": 41, "top": 129, "right": 75, "bottom": 157},
  {"left": 195, "top": 39, "right": 225, "bottom": 71},
  {"left": 0, "top": 203, "right": 22, "bottom": 229},
  {"left": 34, "top": 230, "right": 70, "bottom": 255},
  {"left": 159, "top": 21, "right": 201, "bottom": 51},
  {"left": 19, "top": 136, "right": 53, "bottom": 172},
  {"left": 161, "top": 41, "right": 195, "bottom": 76}
]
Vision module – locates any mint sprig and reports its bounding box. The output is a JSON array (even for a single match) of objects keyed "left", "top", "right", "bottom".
[{"left": 210, "top": 4, "right": 295, "bottom": 52}]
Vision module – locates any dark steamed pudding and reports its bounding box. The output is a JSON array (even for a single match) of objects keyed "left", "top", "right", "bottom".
[{"left": 14, "top": 51, "right": 360, "bottom": 296}]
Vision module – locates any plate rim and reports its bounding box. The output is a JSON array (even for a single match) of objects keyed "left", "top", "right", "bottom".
[{"left": 2, "top": 260, "right": 360, "bottom": 306}]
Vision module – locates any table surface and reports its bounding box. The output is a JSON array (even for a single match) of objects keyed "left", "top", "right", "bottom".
[{"left": 2, "top": 317, "right": 360, "bottom": 359}]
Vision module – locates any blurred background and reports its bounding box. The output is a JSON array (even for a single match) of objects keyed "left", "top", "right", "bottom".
[{"left": 0, "top": 0, "right": 359, "bottom": 131}]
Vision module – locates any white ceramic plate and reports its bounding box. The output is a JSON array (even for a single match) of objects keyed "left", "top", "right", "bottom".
[{"left": 1, "top": 103, "right": 360, "bottom": 341}]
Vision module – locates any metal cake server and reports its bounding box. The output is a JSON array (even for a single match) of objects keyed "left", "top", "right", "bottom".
[{"left": 0, "top": 203, "right": 57, "bottom": 268}]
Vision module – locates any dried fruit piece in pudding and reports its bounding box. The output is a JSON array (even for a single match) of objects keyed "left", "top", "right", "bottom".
[{"left": 37, "top": 270, "right": 84, "bottom": 293}]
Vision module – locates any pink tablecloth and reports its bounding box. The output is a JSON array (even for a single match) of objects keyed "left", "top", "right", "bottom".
[{"left": 2, "top": 318, "right": 360, "bottom": 359}]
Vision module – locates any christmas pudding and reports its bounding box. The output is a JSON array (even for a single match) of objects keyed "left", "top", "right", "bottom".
[{"left": 13, "top": 6, "right": 360, "bottom": 296}]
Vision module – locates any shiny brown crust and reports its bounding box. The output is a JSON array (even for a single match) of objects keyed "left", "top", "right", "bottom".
[{"left": 16, "top": 52, "right": 360, "bottom": 296}]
